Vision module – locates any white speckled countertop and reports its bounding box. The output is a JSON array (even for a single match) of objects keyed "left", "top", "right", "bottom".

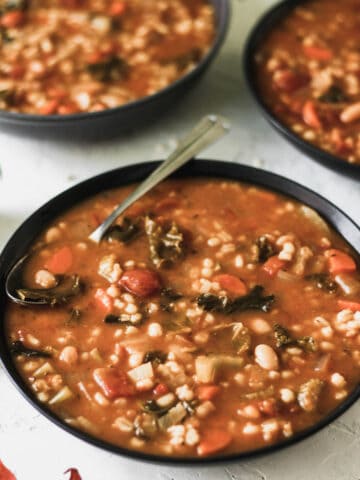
[{"left": 1, "top": 1, "right": 360, "bottom": 479}]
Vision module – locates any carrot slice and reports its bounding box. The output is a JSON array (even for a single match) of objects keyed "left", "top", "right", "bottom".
[
  {"left": 337, "top": 300, "right": 360, "bottom": 312},
  {"left": 197, "top": 385, "right": 221, "bottom": 401},
  {"left": 213, "top": 274, "right": 247, "bottom": 296},
  {"left": 302, "top": 100, "right": 322, "bottom": 129},
  {"left": 303, "top": 45, "right": 333, "bottom": 61},
  {"left": 1, "top": 10, "right": 25, "bottom": 28},
  {"left": 0, "top": 460, "right": 16, "bottom": 480},
  {"left": 197, "top": 429, "right": 232, "bottom": 456},
  {"left": 262, "top": 256, "right": 286, "bottom": 276},
  {"left": 110, "top": 1, "right": 127, "bottom": 16},
  {"left": 326, "top": 249, "right": 357, "bottom": 274},
  {"left": 46, "top": 246, "right": 73, "bottom": 274}
]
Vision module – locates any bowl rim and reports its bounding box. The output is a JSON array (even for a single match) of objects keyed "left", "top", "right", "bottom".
[
  {"left": 1, "top": 159, "right": 360, "bottom": 465},
  {"left": 0, "top": 0, "right": 230, "bottom": 126},
  {"left": 243, "top": 0, "right": 360, "bottom": 177}
]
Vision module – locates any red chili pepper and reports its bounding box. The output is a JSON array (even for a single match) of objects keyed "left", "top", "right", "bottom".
[
  {"left": 0, "top": 460, "right": 16, "bottom": 480},
  {"left": 64, "top": 468, "right": 82, "bottom": 480}
]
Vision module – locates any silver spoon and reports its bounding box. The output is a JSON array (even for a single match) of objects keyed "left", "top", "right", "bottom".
[
  {"left": 89, "top": 114, "right": 231, "bottom": 243},
  {"left": 6, "top": 114, "right": 230, "bottom": 306}
]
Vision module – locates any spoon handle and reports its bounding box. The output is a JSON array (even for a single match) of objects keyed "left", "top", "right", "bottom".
[{"left": 89, "top": 114, "right": 231, "bottom": 243}]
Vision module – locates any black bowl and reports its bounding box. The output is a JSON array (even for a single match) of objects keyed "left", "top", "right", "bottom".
[
  {"left": 243, "top": 0, "right": 360, "bottom": 178},
  {"left": 1, "top": 159, "right": 360, "bottom": 464},
  {"left": 0, "top": 0, "right": 230, "bottom": 140}
]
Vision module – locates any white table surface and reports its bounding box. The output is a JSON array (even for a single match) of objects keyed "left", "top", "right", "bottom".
[{"left": 1, "top": 1, "right": 360, "bottom": 478}]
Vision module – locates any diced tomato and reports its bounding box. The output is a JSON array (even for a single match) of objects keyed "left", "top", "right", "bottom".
[
  {"left": 38, "top": 99, "right": 59, "bottom": 115},
  {"left": 197, "top": 385, "right": 221, "bottom": 401},
  {"left": 110, "top": 1, "right": 127, "bottom": 16},
  {"left": 64, "top": 468, "right": 82, "bottom": 480},
  {"left": 262, "top": 256, "right": 286, "bottom": 276},
  {"left": 0, "top": 460, "right": 16, "bottom": 480},
  {"left": 93, "top": 368, "right": 136, "bottom": 399},
  {"left": 326, "top": 249, "right": 357, "bottom": 274},
  {"left": 303, "top": 45, "right": 333, "bottom": 61},
  {"left": 273, "top": 69, "right": 308, "bottom": 93},
  {"left": 45, "top": 246, "right": 73, "bottom": 274},
  {"left": 197, "top": 429, "right": 232, "bottom": 456},
  {"left": 302, "top": 100, "right": 322, "bottom": 129},
  {"left": 120, "top": 269, "right": 161, "bottom": 297},
  {"left": 153, "top": 383, "right": 169, "bottom": 396},
  {"left": 212, "top": 274, "right": 247, "bottom": 296},
  {"left": 337, "top": 300, "right": 360, "bottom": 312},
  {"left": 94, "top": 288, "right": 113, "bottom": 313},
  {"left": 1, "top": 10, "right": 25, "bottom": 28}
]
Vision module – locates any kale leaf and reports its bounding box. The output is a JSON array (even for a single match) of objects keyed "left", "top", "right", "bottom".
[{"left": 197, "top": 286, "right": 275, "bottom": 314}]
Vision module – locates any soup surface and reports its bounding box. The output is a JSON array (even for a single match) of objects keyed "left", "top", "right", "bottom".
[
  {"left": 254, "top": 0, "right": 360, "bottom": 165},
  {"left": 0, "top": 0, "right": 215, "bottom": 115},
  {"left": 5, "top": 178, "right": 360, "bottom": 458}
]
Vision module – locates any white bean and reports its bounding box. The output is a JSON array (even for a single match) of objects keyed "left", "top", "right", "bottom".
[{"left": 255, "top": 344, "right": 279, "bottom": 371}]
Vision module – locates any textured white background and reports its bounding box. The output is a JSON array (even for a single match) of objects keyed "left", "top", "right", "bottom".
[{"left": 1, "top": 1, "right": 360, "bottom": 478}]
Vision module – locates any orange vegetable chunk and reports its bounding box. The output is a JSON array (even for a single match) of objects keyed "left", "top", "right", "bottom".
[
  {"left": 197, "top": 429, "right": 232, "bottom": 456},
  {"left": 327, "top": 249, "right": 356, "bottom": 274},
  {"left": 45, "top": 246, "right": 73, "bottom": 274},
  {"left": 213, "top": 274, "right": 247, "bottom": 296}
]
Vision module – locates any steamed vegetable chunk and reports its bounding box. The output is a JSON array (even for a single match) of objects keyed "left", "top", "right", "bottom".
[{"left": 6, "top": 178, "right": 360, "bottom": 458}]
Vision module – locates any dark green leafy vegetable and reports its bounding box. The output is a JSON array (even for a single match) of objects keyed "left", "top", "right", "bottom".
[
  {"left": 143, "top": 350, "right": 167, "bottom": 364},
  {"left": 105, "top": 217, "right": 141, "bottom": 244},
  {"left": 274, "top": 324, "right": 316, "bottom": 352},
  {"left": 104, "top": 313, "right": 142, "bottom": 326},
  {"left": 318, "top": 85, "right": 347, "bottom": 103},
  {"left": 197, "top": 286, "right": 275, "bottom": 314},
  {"left": 10, "top": 340, "right": 51, "bottom": 358},
  {"left": 16, "top": 275, "right": 81, "bottom": 306},
  {"left": 306, "top": 273, "right": 337, "bottom": 293},
  {"left": 145, "top": 216, "right": 184, "bottom": 269},
  {"left": 255, "top": 235, "right": 275, "bottom": 263},
  {"left": 142, "top": 400, "right": 172, "bottom": 417},
  {"left": 160, "top": 287, "right": 183, "bottom": 312},
  {"left": 87, "top": 56, "right": 128, "bottom": 82}
]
